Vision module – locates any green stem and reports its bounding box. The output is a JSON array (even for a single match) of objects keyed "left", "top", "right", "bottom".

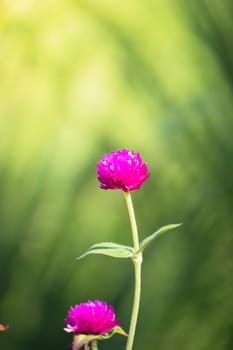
[
  {"left": 124, "top": 192, "right": 140, "bottom": 250},
  {"left": 124, "top": 192, "right": 142, "bottom": 350},
  {"left": 91, "top": 339, "right": 98, "bottom": 350}
]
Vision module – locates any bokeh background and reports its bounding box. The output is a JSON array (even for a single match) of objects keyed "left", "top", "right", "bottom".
[{"left": 0, "top": 1, "right": 233, "bottom": 349}]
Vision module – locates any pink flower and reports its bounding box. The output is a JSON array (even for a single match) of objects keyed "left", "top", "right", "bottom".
[
  {"left": 64, "top": 300, "right": 120, "bottom": 335},
  {"left": 0, "top": 324, "right": 8, "bottom": 332},
  {"left": 97, "top": 149, "right": 150, "bottom": 192}
]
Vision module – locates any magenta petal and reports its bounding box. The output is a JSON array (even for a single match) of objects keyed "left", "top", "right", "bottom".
[
  {"left": 97, "top": 149, "right": 150, "bottom": 192},
  {"left": 64, "top": 300, "right": 120, "bottom": 335}
]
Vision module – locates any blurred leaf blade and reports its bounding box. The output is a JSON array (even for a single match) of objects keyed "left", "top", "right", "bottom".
[
  {"left": 76, "top": 242, "right": 134, "bottom": 260},
  {"left": 138, "top": 224, "right": 182, "bottom": 253}
]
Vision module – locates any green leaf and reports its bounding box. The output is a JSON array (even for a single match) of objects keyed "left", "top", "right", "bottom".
[
  {"left": 138, "top": 223, "right": 182, "bottom": 254},
  {"left": 99, "top": 326, "right": 128, "bottom": 339},
  {"left": 72, "top": 326, "right": 127, "bottom": 350},
  {"left": 76, "top": 242, "right": 134, "bottom": 260}
]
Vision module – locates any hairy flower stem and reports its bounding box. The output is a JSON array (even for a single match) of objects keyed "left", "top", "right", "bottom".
[
  {"left": 91, "top": 340, "right": 98, "bottom": 350},
  {"left": 124, "top": 192, "right": 142, "bottom": 350}
]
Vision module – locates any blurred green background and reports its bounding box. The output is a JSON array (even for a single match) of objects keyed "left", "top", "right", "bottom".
[{"left": 0, "top": 1, "right": 233, "bottom": 349}]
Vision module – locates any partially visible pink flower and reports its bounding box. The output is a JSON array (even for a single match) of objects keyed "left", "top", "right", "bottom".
[
  {"left": 97, "top": 149, "right": 150, "bottom": 192},
  {"left": 64, "top": 300, "right": 120, "bottom": 335},
  {"left": 0, "top": 324, "right": 8, "bottom": 332}
]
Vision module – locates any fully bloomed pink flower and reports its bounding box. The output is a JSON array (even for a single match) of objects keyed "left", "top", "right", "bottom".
[
  {"left": 97, "top": 149, "right": 150, "bottom": 192},
  {"left": 64, "top": 300, "right": 120, "bottom": 335}
]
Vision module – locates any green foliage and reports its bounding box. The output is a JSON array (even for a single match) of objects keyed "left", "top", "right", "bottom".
[
  {"left": 0, "top": 1, "right": 233, "bottom": 350},
  {"left": 138, "top": 224, "right": 182, "bottom": 254},
  {"left": 77, "top": 224, "right": 181, "bottom": 261},
  {"left": 72, "top": 326, "right": 127, "bottom": 350},
  {"left": 77, "top": 242, "right": 134, "bottom": 260}
]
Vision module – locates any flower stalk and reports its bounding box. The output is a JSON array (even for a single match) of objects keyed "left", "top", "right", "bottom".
[
  {"left": 124, "top": 192, "right": 142, "bottom": 350},
  {"left": 91, "top": 340, "right": 98, "bottom": 350}
]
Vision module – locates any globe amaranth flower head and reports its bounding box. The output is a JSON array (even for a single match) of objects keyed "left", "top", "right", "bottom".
[
  {"left": 64, "top": 300, "right": 120, "bottom": 335},
  {"left": 97, "top": 149, "right": 150, "bottom": 192}
]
